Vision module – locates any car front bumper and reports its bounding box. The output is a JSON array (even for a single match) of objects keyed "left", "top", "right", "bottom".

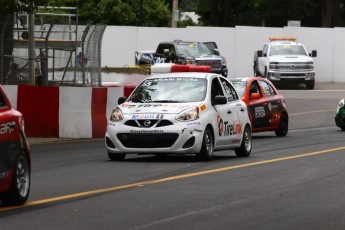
[{"left": 105, "top": 120, "right": 205, "bottom": 155}]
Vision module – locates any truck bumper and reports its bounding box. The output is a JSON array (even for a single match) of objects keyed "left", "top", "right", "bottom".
[{"left": 267, "top": 71, "right": 315, "bottom": 82}]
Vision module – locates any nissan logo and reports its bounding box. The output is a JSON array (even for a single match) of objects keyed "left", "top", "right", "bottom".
[
  {"left": 290, "top": 64, "right": 295, "bottom": 69},
  {"left": 143, "top": 120, "right": 151, "bottom": 127}
]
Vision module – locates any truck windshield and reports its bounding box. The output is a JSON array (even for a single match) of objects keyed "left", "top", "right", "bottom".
[
  {"left": 128, "top": 77, "right": 207, "bottom": 103},
  {"left": 175, "top": 43, "right": 212, "bottom": 57},
  {"left": 269, "top": 45, "right": 308, "bottom": 56}
]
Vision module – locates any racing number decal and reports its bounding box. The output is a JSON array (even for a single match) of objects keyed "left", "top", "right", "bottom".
[
  {"left": 217, "top": 114, "right": 223, "bottom": 136},
  {"left": 255, "top": 106, "right": 266, "bottom": 118}
]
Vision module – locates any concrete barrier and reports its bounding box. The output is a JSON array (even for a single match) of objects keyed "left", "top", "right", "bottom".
[{"left": 2, "top": 85, "right": 136, "bottom": 138}]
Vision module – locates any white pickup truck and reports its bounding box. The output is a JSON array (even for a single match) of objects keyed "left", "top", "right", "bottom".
[{"left": 253, "top": 37, "right": 317, "bottom": 89}]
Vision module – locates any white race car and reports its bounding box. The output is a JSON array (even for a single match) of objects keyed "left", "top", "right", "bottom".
[{"left": 105, "top": 72, "right": 252, "bottom": 161}]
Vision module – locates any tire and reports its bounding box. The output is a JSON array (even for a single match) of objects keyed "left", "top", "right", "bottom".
[
  {"left": 0, "top": 151, "right": 30, "bottom": 206},
  {"left": 275, "top": 113, "right": 289, "bottom": 137},
  {"left": 340, "top": 126, "right": 345, "bottom": 131},
  {"left": 235, "top": 124, "right": 252, "bottom": 157},
  {"left": 197, "top": 127, "right": 214, "bottom": 161},
  {"left": 306, "top": 80, "right": 315, "bottom": 90},
  {"left": 108, "top": 152, "right": 126, "bottom": 161}
]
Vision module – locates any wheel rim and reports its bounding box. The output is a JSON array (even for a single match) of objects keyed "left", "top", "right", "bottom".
[
  {"left": 244, "top": 127, "right": 252, "bottom": 152},
  {"left": 16, "top": 156, "right": 30, "bottom": 197}
]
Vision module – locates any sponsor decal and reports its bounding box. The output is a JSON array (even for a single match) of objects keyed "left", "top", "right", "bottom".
[
  {"left": 223, "top": 120, "right": 243, "bottom": 136},
  {"left": 154, "top": 57, "right": 167, "bottom": 63},
  {"left": 137, "top": 104, "right": 189, "bottom": 109},
  {"left": 121, "top": 104, "right": 136, "bottom": 109},
  {"left": 187, "top": 121, "right": 201, "bottom": 126},
  {"left": 0, "top": 121, "right": 16, "bottom": 135},
  {"left": 217, "top": 114, "right": 223, "bottom": 136},
  {"left": 129, "top": 130, "right": 163, "bottom": 133},
  {"left": 131, "top": 114, "right": 164, "bottom": 119},
  {"left": 255, "top": 106, "right": 266, "bottom": 118},
  {"left": 217, "top": 117, "right": 243, "bottom": 137},
  {"left": 232, "top": 139, "right": 241, "bottom": 144},
  {"left": 200, "top": 104, "right": 207, "bottom": 111}
]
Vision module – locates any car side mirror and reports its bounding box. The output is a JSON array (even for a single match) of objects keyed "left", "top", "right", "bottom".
[
  {"left": 214, "top": 95, "right": 227, "bottom": 105},
  {"left": 213, "top": 49, "right": 220, "bottom": 55},
  {"left": 257, "top": 50, "right": 263, "bottom": 57},
  {"left": 118, "top": 96, "right": 126, "bottom": 105},
  {"left": 251, "top": 93, "right": 260, "bottom": 100},
  {"left": 310, "top": 50, "right": 317, "bottom": 57}
]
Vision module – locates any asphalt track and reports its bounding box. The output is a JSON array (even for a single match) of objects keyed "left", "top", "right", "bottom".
[{"left": 1, "top": 83, "right": 345, "bottom": 230}]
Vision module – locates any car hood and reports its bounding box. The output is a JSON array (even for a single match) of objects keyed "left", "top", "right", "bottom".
[
  {"left": 119, "top": 102, "right": 201, "bottom": 114},
  {"left": 269, "top": 55, "right": 314, "bottom": 63}
]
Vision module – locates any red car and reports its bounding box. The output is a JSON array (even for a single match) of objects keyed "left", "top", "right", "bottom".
[
  {"left": 231, "top": 77, "right": 288, "bottom": 136},
  {"left": 0, "top": 85, "right": 31, "bottom": 206}
]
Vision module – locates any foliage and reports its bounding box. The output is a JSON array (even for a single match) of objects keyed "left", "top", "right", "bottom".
[{"left": 0, "top": 0, "right": 48, "bottom": 13}]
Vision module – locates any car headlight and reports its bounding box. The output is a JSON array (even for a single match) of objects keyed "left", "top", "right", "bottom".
[
  {"left": 110, "top": 107, "right": 123, "bottom": 121},
  {"left": 176, "top": 107, "right": 199, "bottom": 121}
]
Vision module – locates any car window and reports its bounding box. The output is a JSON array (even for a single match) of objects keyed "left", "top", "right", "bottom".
[
  {"left": 220, "top": 77, "right": 238, "bottom": 102},
  {"left": 260, "top": 80, "right": 276, "bottom": 96},
  {"left": 249, "top": 80, "right": 262, "bottom": 98},
  {"left": 0, "top": 91, "right": 6, "bottom": 108},
  {"left": 156, "top": 44, "right": 170, "bottom": 55},
  {"left": 128, "top": 77, "right": 207, "bottom": 103},
  {"left": 211, "top": 77, "right": 224, "bottom": 105}
]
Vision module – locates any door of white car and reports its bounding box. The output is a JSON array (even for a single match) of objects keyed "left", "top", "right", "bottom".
[{"left": 211, "top": 77, "right": 240, "bottom": 148}]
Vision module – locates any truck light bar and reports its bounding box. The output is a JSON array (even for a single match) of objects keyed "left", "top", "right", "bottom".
[{"left": 269, "top": 36, "right": 297, "bottom": 41}]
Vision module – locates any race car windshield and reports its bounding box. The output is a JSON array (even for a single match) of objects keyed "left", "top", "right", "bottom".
[
  {"left": 128, "top": 78, "right": 207, "bottom": 103},
  {"left": 230, "top": 81, "right": 246, "bottom": 97},
  {"left": 269, "top": 45, "right": 308, "bottom": 56},
  {"left": 175, "top": 44, "right": 212, "bottom": 57}
]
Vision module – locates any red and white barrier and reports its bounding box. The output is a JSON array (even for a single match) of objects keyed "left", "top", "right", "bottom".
[{"left": 2, "top": 85, "right": 136, "bottom": 138}]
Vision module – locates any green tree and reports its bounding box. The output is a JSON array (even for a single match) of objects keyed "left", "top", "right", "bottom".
[{"left": 51, "top": 0, "right": 171, "bottom": 26}]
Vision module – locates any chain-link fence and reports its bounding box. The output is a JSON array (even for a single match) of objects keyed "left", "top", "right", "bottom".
[{"left": 0, "top": 10, "right": 106, "bottom": 86}]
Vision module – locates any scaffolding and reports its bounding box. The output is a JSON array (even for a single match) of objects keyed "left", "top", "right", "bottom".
[{"left": 1, "top": 6, "right": 106, "bottom": 86}]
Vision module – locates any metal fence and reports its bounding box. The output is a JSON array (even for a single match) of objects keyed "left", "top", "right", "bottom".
[{"left": 0, "top": 10, "right": 106, "bottom": 86}]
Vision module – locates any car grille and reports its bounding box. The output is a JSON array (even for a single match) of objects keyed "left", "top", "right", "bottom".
[
  {"left": 117, "top": 133, "right": 179, "bottom": 148},
  {"left": 196, "top": 59, "right": 222, "bottom": 71},
  {"left": 271, "top": 62, "right": 314, "bottom": 71},
  {"left": 124, "top": 119, "right": 173, "bottom": 128}
]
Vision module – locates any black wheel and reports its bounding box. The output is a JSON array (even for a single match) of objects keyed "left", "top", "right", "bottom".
[
  {"left": 197, "top": 127, "right": 214, "bottom": 161},
  {"left": 340, "top": 126, "right": 345, "bottom": 131},
  {"left": 235, "top": 124, "right": 252, "bottom": 157},
  {"left": 275, "top": 113, "right": 289, "bottom": 137},
  {"left": 306, "top": 80, "right": 315, "bottom": 90},
  {"left": 0, "top": 151, "right": 30, "bottom": 206},
  {"left": 108, "top": 152, "right": 126, "bottom": 161}
]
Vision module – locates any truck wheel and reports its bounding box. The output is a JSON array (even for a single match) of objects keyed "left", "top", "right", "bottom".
[{"left": 306, "top": 80, "right": 315, "bottom": 90}]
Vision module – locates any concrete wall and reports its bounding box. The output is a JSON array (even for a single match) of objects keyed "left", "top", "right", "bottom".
[{"left": 102, "top": 25, "right": 344, "bottom": 83}]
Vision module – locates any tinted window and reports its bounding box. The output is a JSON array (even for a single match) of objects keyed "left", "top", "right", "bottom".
[
  {"left": 0, "top": 91, "right": 6, "bottom": 108},
  {"left": 220, "top": 78, "right": 238, "bottom": 102},
  {"left": 260, "top": 80, "right": 276, "bottom": 96}
]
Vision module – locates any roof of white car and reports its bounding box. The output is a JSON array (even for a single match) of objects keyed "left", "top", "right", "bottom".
[{"left": 148, "top": 72, "right": 217, "bottom": 79}]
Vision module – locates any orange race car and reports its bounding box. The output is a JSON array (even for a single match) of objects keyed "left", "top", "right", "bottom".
[{"left": 231, "top": 77, "right": 288, "bottom": 136}]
